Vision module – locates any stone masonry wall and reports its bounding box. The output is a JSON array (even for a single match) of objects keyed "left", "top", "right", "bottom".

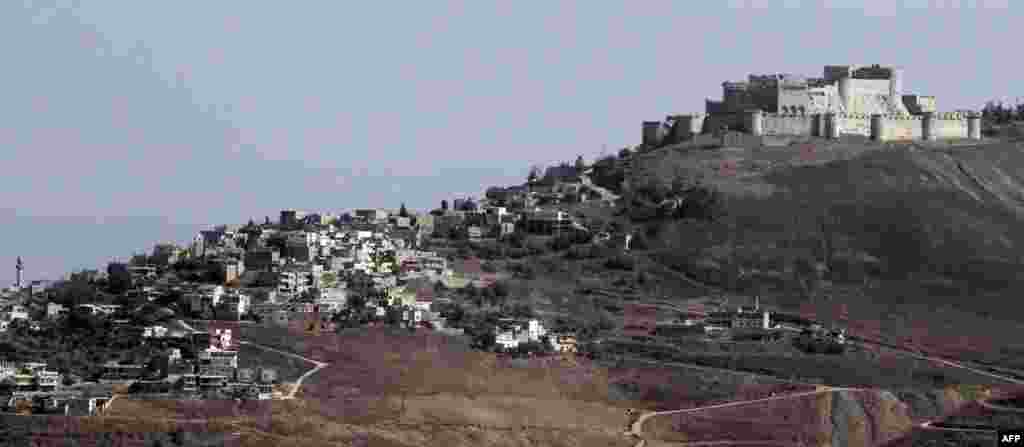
[
  {"left": 762, "top": 113, "right": 815, "bottom": 136},
  {"left": 836, "top": 113, "right": 872, "bottom": 137},
  {"left": 881, "top": 115, "right": 923, "bottom": 141},
  {"left": 931, "top": 112, "right": 968, "bottom": 139}
]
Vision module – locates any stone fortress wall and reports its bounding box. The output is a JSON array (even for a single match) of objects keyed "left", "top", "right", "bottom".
[{"left": 642, "top": 65, "right": 982, "bottom": 147}]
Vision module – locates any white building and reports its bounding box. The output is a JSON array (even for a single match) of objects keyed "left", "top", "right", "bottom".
[
  {"left": 142, "top": 326, "right": 168, "bottom": 338},
  {"left": 316, "top": 288, "right": 348, "bottom": 314},
  {"left": 46, "top": 303, "right": 67, "bottom": 319},
  {"left": 6, "top": 305, "right": 29, "bottom": 321},
  {"left": 495, "top": 331, "right": 520, "bottom": 350}
]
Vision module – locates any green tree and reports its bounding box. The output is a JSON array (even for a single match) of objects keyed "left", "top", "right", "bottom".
[
  {"left": 321, "top": 271, "right": 338, "bottom": 289},
  {"left": 106, "top": 262, "right": 133, "bottom": 295}
]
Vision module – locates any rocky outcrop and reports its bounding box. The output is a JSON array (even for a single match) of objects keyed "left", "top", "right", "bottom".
[{"left": 827, "top": 390, "right": 912, "bottom": 447}]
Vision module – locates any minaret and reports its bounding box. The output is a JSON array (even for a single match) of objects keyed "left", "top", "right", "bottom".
[{"left": 15, "top": 257, "right": 23, "bottom": 289}]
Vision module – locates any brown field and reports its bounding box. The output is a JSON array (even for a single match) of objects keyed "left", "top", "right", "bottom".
[
  {"left": 65, "top": 324, "right": 643, "bottom": 446},
  {"left": 643, "top": 390, "right": 911, "bottom": 446}
]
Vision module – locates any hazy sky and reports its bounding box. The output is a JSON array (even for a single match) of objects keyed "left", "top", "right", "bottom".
[{"left": 1, "top": 0, "right": 1018, "bottom": 282}]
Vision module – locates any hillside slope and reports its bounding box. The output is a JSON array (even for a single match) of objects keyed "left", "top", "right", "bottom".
[{"left": 631, "top": 139, "right": 1024, "bottom": 368}]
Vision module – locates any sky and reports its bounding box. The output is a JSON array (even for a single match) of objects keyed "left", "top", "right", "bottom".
[{"left": 1, "top": 0, "right": 1019, "bottom": 283}]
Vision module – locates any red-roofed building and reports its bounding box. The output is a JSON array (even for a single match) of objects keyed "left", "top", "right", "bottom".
[
  {"left": 458, "top": 257, "right": 484, "bottom": 278},
  {"left": 414, "top": 288, "right": 434, "bottom": 311}
]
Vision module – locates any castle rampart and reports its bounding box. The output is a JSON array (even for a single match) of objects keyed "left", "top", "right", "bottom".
[{"left": 641, "top": 65, "right": 980, "bottom": 147}]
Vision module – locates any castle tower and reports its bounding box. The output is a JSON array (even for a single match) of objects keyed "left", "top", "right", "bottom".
[
  {"left": 870, "top": 114, "right": 885, "bottom": 142},
  {"left": 967, "top": 113, "right": 982, "bottom": 140},
  {"left": 15, "top": 257, "right": 23, "bottom": 289},
  {"left": 889, "top": 67, "right": 903, "bottom": 110},
  {"left": 744, "top": 110, "right": 764, "bottom": 136},
  {"left": 642, "top": 121, "right": 663, "bottom": 147},
  {"left": 922, "top": 112, "right": 936, "bottom": 141},
  {"left": 838, "top": 77, "right": 852, "bottom": 114},
  {"left": 826, "top": 112, "right": 840, "bottom": 139}
]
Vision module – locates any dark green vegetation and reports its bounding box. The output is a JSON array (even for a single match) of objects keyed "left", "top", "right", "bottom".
[{"left": 0, "top": 305, "right": 175, "bottom": 380}]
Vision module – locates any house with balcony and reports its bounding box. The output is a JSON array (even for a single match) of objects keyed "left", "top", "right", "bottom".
[
  {"left": 519, "top": 209, "right": 574, "bottom": 235},
  {"left": 220, "top": 291, "right": 251, "bottom": 318},
  {"left": 316, "top": 287, "right": 348, "bottom": 314}
]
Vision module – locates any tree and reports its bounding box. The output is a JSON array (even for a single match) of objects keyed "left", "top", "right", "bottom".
[
  {"left": 399, "top": 203, "right": 409, "bottom": 218},
  {"left": 441, "top": 200, "right": 449, "bottom": 211},
  {"left": 527, "top": 165, "right": 542, "bottom": 184},
  {"left": 473, "top": 331, "right": 496, "bottom": 351},
  {"left": 106, "top": 262, "right": 133, "bottom": 295},
  {"left": 321, "top": 272, "right": 338, "bottom": 289},
  {"left": 264, "top": 216, "right": 271, "bottom": 225},
  {"left": 618, "top": 147, "right": 632, "bottom": 159},
  {"left": 348, "top": 294, "right": 367, "bottom": 311},
  {"left": 575, "top": 155, "right": 586, "bottom": 173}
]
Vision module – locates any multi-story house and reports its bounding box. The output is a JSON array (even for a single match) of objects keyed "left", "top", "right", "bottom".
[
  {"left": 519, "top": 209, "right": 574, "bottom": 235},
  {"left": 142, "top": 325, "right": 169, "bottom": 338},
  {"left": 183, "top": 285, "right": 225, "bottom": 313},
  {"left": 244, "top": 248, "right": 280, "bottom": 271},
  {"left": 316, "top": 287, "right": 348, "bottom": 314},
  {"left": 220, "top": 292, "right": 251, "bottom": 318},
  {"left": 276, "top": 264, "right": 322, "bottom": 297}
]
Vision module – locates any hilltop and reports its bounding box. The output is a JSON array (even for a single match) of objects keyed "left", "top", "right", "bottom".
[{"left": 617, "top": 128, "right": 1024, "bottom": 369}]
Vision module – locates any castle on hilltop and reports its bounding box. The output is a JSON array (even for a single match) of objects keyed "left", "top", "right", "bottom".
[{"left": 642, "top": 64, "right": 982, "bottom": 146}]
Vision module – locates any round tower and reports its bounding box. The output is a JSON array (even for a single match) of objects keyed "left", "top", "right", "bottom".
[
  {"left": 889, "top": 67, "right": 903, "bottom": 108},
  {"left": 922, "top": 112, "right": 936, "bottom": 141},
  {"left": 870, "top": 114, "right": 885, "bottom": 141},
  {"left": 745, "top": 109, "right": 764, "bottom": 136},
  {"left": 967, "top": 113, "right": 982, "bottom": 140},
  {"left": 826, "top": 112, "right": 840, "bottom": 139},
  {"left": 838, "top": 77, "right": 852, "bottom": 113}
]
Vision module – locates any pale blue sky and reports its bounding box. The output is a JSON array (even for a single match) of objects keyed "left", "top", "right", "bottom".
[{"left": 1, "top": 0, "right": 1018, "bottom": 282}]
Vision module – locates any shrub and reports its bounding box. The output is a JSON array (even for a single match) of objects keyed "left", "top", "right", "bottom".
[
  {"left": 525, "top": 238, "right": 549, "bottom": 255},
  {"left": 605, "top": 254, "right": 635, "bottom": 271},
  {"left": 566, "top": 245, "right": 593, "bottom": 260}
]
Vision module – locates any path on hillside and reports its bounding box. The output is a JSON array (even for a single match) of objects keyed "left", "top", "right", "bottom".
[
  {"left": 977, "top": 398, "right": 1024, "bottom": 413},
  {"left": 177, "top": 319, "right": 328, "bottom": 399},
  {"left": 237, "top": 341, "right": 327, "bottom": 400},
  {"left": 176, "top": 319, "right": 198, "bottom": 334},
  {"left": 626, "top": 386, "right": 859, "bottom": 447},
  {"left": 917, "top": 420, "right": 996, "bottom": 434},
  {"left": 580, "top": 173, "right": 621, "bottom": 202},
  {"left": 608, "top": 355, "right": 819, "bottom": 387}
]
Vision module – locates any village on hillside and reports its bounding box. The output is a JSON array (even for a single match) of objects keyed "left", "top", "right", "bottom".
[{"left": 0, "top": 153, "right": 857, "bottom": 420}]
